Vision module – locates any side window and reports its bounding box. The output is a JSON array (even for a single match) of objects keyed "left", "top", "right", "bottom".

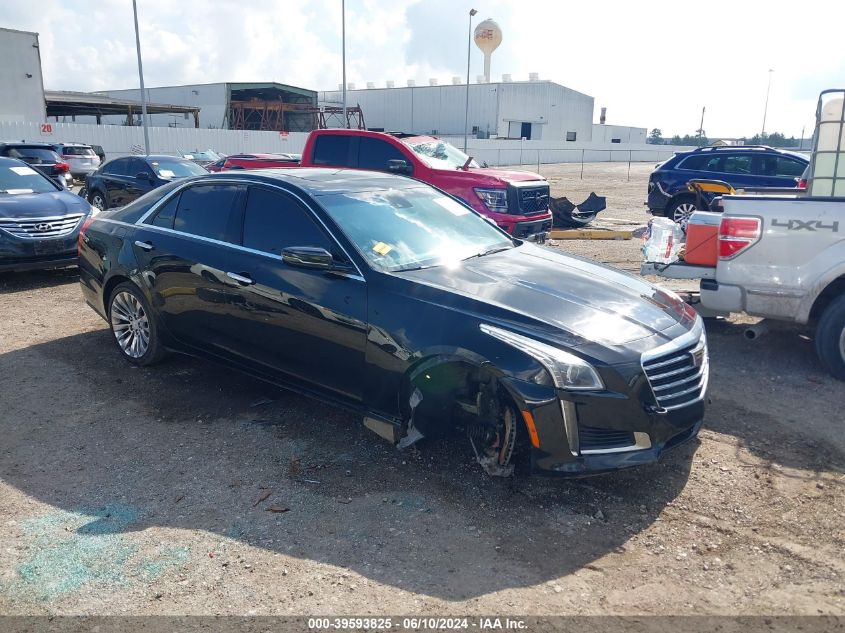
[
  {"left": 312, "top": 135, "right": 353, "bottom": 166},
  {"left": 242, "top": 187, "right": 334, "bottom": 256},
  {"left": 149, "top": 193, "right": 180, "bottom": 228},
  {"left": 678, "top": 155, "right": 714, "bottom": 171},
  {"left": 103, "top": 158, "right": 129, "bottom": 176},
  {"left": 173, "top": 184, "right": 242, "bottom": 242},
  {"left": 358, "top": 137, "right": 408, "bottom": 171},
  {"left": 127, "top": 158, "right": 147, "bottom": 177},
  {"left": 721, "top": 154, "right": 752, "bottom": 174},
  {"left": 775, "top": 157, "right": 805, "bottom": 177}
]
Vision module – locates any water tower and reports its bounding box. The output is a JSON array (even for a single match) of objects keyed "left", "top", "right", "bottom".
[{"left": 473, "top": 19, "right": 502, "bottom": 84}]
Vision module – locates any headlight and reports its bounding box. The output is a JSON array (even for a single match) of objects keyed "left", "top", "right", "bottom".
[
  {"left": 480, "top": 324, "right": 604, "bottom": 390},
  {"left": 474, "top": 188, "right": 508, "bottom": 212}
]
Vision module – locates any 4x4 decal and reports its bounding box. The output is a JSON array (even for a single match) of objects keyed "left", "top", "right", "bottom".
[{"left": 771, "top": 219, "right": 840, "bottom": 232}]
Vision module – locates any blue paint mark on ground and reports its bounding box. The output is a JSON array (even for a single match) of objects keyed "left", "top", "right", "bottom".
[{"left": 2, "top": 505, "right": 190, "bottom": 603}]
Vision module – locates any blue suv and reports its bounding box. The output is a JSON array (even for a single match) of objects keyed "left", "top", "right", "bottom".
[{"left": 646, "top": 145, "right": 808, "bottom": 225}]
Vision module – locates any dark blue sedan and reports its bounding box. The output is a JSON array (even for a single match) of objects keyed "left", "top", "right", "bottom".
[
  {"left": 0, "top": 157, "right": 95, "bottom": 272},
  {"left": 85, "top": 154, "right": 207, "bottom": 211}
]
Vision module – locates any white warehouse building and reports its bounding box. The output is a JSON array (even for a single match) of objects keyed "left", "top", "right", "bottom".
[{"left": 319, "top": 79, "right": 599, "bottom": 142}]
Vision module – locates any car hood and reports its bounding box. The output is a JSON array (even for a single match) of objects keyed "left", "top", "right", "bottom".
[
  {"left": 0, "top": 190, "right": 91, "bottom": 219},
  {"left": 465, "top": 167, "right": 544, "bottom": 183},
  {"left": 395, "top": 243, "right": 696, "bottom": 348}
]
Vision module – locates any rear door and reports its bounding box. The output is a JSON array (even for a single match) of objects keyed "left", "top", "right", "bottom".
[
  {"left": 131, "top": 182, "right": 252, "bottom": 359},
  {"left": 754, "top": 154, "right": 807, "bottom": 187},
  {"left": 309, "top": 134, "right": 356, "bottom": 168}
]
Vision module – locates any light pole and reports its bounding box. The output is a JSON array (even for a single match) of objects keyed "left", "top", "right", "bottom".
[
  {"left": 342, "top": 0, "right": 347, "bottom": 128},
  {"left": 463, "top": 8, "right": 477, "bottom": 153},
  {"left": 697, "top": 106, "right": 705, "bottom": 147},
  {"left": 761, "top": 68, "right": 774, "bottom": 138},
  {"left": 132, "top": 0, "right": 150, "bottom": 154}
]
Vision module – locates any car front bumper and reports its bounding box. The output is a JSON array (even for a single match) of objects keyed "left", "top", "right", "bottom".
[{"left": 0, "top": 233, "right": 81, "bottom": 272}]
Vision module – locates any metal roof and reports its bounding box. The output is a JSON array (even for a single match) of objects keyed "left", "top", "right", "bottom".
[{"left": 45, "top": 90, "right": 200, "bottom": 123}]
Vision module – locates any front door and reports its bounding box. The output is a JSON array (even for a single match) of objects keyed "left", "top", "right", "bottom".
[{"left": 227, "top": 185, "right": 367, "bottom": 402}]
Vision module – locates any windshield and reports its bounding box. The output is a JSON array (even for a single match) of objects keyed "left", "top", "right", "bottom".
[
  {"left": 182, "top": 150, "right": 221, "bottom": 161},
  {"left": 319, "top": 186, "right": 514, "bottom": 272},
  {"left": 0, "top": 163, "right": 59, "bottom": 194},
  {"left": 405, "top": 139, "right": 480, "bottom": 170},
  {"left": 149, "top": 159, "right": 207, "bottom": 179}
]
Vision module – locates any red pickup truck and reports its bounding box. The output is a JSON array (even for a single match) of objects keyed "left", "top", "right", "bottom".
[{"left": 298, "top": 129, "right": 553, "bottom": 240}]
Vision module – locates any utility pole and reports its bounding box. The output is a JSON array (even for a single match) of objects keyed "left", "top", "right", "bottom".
[
  {"left": 698, "top": 106, "right": 705, "bottom": 147},
  {"left": 342, "top": 0, "right": 347, "bottom": 127},
  {"left": 761, "top": 69, "right": 773, "bottom": 138},
  {"left": 463, "top": 8, "right": 477, "bottom": 153},
  {"left": 132, "top": 0, "right": 150, "bottom": 154}
]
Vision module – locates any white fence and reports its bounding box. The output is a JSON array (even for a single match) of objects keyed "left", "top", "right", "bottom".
[
  {"left": 0, "top": 120, "right": 693, "bottom": 166},
  {"left": 0, "top": 120, "right": 308, "bottom": 158}
]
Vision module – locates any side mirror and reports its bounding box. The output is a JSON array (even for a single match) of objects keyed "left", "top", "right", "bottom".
[
  {"left": 387, "top": 159, "right": 412, "bottom": 175},
  {"left": 135, "top": 171, "right": 155, "bottom": 181},
  {"left": 282, "top": 246, "right": 335, "bottom": 270}
]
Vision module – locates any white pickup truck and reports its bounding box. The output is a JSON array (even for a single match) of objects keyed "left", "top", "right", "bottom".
[{"left": 643, "top": 90, "right": 845, "bottom": 380}]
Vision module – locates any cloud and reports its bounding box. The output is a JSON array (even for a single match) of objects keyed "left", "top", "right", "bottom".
[{"left": 3, "top": 0, "right": 843, "bottom": 137}]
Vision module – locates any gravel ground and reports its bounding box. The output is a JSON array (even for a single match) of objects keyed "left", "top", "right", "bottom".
[{"left": 0, "top": 163, "right": 843, "bottom": 618}]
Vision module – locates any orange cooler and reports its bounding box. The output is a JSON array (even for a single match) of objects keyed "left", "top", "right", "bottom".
[{"left": 684, "top": 211, "right": 721, "bottom": 266}]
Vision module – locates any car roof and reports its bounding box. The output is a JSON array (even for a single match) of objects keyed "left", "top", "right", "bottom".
[
  {"left": 53, "top": 142, "right": 92, "bottom": 147},
  {"left": 0, "top": 141, "right": 55, "bottom": 148},
  {"left": 201, "top": 168, "right": 423, "bottom": 195}
]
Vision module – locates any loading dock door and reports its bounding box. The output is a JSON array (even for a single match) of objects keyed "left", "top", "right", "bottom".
[{"left": 508, "top": 121, "right": 533, "bottom": 139}]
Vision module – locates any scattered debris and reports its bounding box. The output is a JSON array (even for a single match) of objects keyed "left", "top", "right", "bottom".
[
  {"left": 249, "top": 397, "right": 274, "bottom": 407},
  {"left": 266, "top": 504, "right": 290, "bottom": 513},
  {"left": 253, "top": 490, "right": 272, "bottom": 507}
]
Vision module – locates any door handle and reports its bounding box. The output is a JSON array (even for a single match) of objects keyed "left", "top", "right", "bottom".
[
  {"left": 134, "top": 240, "right": 154, "bottom": 251},
  {"left": 226, "top": 272, "right": 255, "bottom": 285}
]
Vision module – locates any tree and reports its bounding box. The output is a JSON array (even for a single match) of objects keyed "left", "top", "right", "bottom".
[{"left": 648, "top": 128, "right": 664, "bottom": 145}]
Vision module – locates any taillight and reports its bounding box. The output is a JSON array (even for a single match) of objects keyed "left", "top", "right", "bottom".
[
  {"left": 77, "top": 216, "right": 95, "bottom": 255},
  {"left": 718, "top": 217, "right": 761, "bottom": 259},
  {"left": 56, "top": 162, "right": 70, "bottom": 172},
  {"left": 797, "top": 178, "right": 807, "bottom": 189}
]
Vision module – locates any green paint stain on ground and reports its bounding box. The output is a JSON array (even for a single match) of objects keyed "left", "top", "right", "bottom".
[{"left": 3, "top": 505, "right": 191, "bottom": 602}]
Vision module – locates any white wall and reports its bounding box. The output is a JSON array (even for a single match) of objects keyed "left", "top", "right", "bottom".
[
  {"left": 0, "top": 29, "right": 46, "bottom": 124},
  {"left": 0, "top": 120, "right": 692, "bottom": 166},
  {"left": 592, "top": 124, "right": 648, "bottom": 144},
  {"left": 319, "top": 81, "right": 594, "bottom": 142},
  {"left": 0, "top": 120, "right": 307, "bottom": 158}
]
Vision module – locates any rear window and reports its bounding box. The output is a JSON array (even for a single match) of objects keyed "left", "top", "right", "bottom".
[
  {"left": 61, "top": 146, "right": 96, "bottom": 157},
  {"left": 173, "top": 184, "right": 241, "bottom": 242},
  {"left": 107, "top": 180, "right": 184, "bottom": 223},
  {"left": 2, "top": 147, "right": 59, "bottom": 163},
  {"left": 312, "top": 135, "right": 353, "bottom": 166}
]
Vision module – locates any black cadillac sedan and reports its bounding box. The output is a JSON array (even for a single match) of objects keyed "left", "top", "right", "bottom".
[{"left": 78, "top": 169, "right": 708, "bottom": 476}]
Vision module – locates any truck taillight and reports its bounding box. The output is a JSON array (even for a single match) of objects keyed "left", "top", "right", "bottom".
[
  {"left": 77, "top": 216, "right": 95, "bottom": 255},
  {"left": 718, "top": 217, "right": 761, "bottom": 259}
]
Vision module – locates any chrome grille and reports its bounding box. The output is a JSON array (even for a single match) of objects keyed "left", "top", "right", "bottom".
[
  {"left": 642, "top": 335, "right": 708, "bottom": 411},
  {"left": 0, "top": 214, "right": 84, "bottom": 239}
]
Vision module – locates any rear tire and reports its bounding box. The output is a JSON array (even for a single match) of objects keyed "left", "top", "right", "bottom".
[
  {"left": 815, "top": 294, "right": 845, "bottom": 381},
  {"left": 667, "top": 195, "right": 698, "bottom": 231},
  {"left": 107, "top": 282, "right": 167, "bottom": 366}
]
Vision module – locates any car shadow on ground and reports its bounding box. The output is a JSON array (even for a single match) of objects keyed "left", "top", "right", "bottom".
[
  {"left": 0, "top": 267, "right": 79, "bottom": 294},
  {"left": 1, "top": 329, "right": 697, "bottom": 601},
  {"left": 702, "top": 318, "right": 845, "bottom": 475}
]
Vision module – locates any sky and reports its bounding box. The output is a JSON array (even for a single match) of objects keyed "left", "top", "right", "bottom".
[{"left": 4, "top": 0, "right": 844, "bottom": 138}]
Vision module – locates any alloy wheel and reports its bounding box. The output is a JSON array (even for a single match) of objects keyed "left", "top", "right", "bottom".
[
  {"left": 110, "top": 291, "right": 150, "bottom": 358},
  {"left": 673, "top": 202, "right": 697, "bottom": 230},
  {"left": 91, "top": 193, "right": 105, "bottom": 211}
]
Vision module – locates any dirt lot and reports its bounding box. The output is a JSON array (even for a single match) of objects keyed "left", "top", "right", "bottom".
[{"left": 0, "top": 163, "right": 843, "bottom": 618}]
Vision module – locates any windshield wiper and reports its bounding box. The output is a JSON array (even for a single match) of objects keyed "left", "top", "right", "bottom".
[{"left": 464, "top": 245, "right": 513, "bottom": 260}]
